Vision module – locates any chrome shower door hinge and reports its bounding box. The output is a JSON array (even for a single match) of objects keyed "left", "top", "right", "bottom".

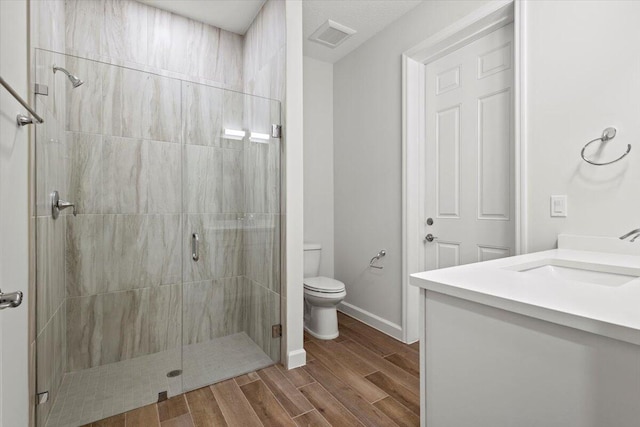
[
  {"left": 272, "top": 324, "right": 282, "bottom": 338},
  {"left": 271, "top": 124, "right": 282, "bottom": 139},
  {"left": 34, "top": 83, "right": 48, "bottom": 96}
]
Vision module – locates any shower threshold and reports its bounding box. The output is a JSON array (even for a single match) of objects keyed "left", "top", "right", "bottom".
[{"left": 44, "top": 332, "right": 274, "bottom": 427}]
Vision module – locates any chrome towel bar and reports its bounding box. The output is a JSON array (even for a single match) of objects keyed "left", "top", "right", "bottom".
[
  {"left": 0, "top": 75, "right": 44, "bottom": 126},
  {"left": 580, "top": 127, "right": 631, "bottom": 166}
]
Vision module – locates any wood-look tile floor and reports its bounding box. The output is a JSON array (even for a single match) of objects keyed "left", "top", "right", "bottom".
[{"left": 85, "top": 313, "right": 420, "bottom": 427}]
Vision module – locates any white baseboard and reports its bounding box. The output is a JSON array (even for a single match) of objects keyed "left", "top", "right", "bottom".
[
  {"left": 338, "top": 302, "right": 404, "bottom": 341},
  {"left": 286, "top": 349, "right": 307, "bottom": 369}
]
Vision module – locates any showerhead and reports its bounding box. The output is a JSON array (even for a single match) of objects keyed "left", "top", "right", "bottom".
[{"left": 53, "top": 65, "right": 84, "bottom": 88}]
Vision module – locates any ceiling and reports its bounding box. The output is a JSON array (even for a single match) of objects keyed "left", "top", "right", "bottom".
[
  {"left": 303, "top": 0, "right": 423, "bottom": 63},
  {"left": 136, "top": 0, "right": 266, "bottom": 35},
  {"left": 136, "top": 0, "right": 423, "bottom": 62}
]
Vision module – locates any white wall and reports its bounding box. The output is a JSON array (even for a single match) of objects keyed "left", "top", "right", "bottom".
[
  {"left": 524, "top": 0, "right": 640, "bottom": 252},
  {"left": 303, "top": 56, "right": 334, "bottom": 277},
  {"left": 333, "top": 0, "right": 640, "bottom": 334},
  {"left": 285, "top": 0, "right": 306, "bottom": 369},
  {"left": 0, "top": 0, "right": 30, "bottom": 425},
  {"left": 333, "top": 0, "right": 490, "bottom": 332}
]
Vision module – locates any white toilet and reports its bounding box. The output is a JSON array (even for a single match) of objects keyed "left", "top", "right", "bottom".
[{"left": 303, "top": 243, "right": 346, "bottom": 340}]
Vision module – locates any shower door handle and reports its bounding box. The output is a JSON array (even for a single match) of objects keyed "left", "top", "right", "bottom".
[{"left": 192, "top": 233, "right": 199, "bottom": 261}]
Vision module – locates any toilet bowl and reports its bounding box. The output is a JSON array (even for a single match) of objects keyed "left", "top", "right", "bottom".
[{"left": 303, "top": 243, "right": 346, "bottom": 340}]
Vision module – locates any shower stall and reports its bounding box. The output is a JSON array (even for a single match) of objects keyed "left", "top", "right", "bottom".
[{"left": 33, "top": 47, "right": 282, "bottom": 426}]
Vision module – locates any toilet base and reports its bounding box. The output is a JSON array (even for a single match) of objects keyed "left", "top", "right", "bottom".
[
  {"left": 304, "top": 325, "right": 339, "bottom": 340},
  {"left": 304, "top": 298, "right": 343, "bottom": 340}
]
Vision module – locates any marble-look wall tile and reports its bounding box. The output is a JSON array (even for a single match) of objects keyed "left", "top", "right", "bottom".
[
  {"left": 270, "top": 46, "right": 286, "bottom": 103},
  {"left": 147, "top": 215, "right": 182, "bottom": 286},
  {"left": 31, "top": 0, "right": 65, "bottom": 52},
  {"left": 65, "top": 56, "right": 103, "bottom": 134},
  {"left": 251, "top": 58, "right": 273, "bottom": 101},
  {"left": 103, "top": 215, "right": 148, "bottom": 292},
  {"left": 244, "top": 214, "right": 281, "bottom": 293},
  {"left": 103, "top": 65, "right": 181, "bottom": 142},
  {"left": 239, "top": 0, "right": 286, "bottom": 358},
  {"left": 102, "top": 64, "right": 123, "bottom": 137},
  {"left": 221, "top": 90, "right": 245, "bottom": 150},
  {"left": 243, "top": 0, "right": 286, "bottom": 99},
  {"left": 279, "top": 213, "right": 287, "bottom": 300},
  {"left": 246, "top": 46, "right": 286, "bottom": 102},
  {"left": 182, "top": 277, "right": 245, "bottom": 345},
  {"left": 103, "top": 0, "right": 148, "bottom": 64},
  {"left": 147, "top": 141, "right": 181, "bottom": 213},
  {"left": 243, "top": 96, "right": 281, "bottom": 214},
  {"left": 66, "top": 215, "right": 104, "bottom": 297},
  {"left": 66, "top": 132, "right": 102, "bottom": 214},
  {"left": 279, "top": 293, "right": 286, "bottom": 360},
  {"left": 148, "top": 284, "right": 183, "bottom": 354},
  {"left": 36, "top": 218, "right": 66, "bottom": 335},
  {"left": 36, "top": 302, "right": 66, "bottom": 427},
  {"left": 121, "top": 68, "right": 181, "bottom": 142},
  {"left": 63, "top": 0, "right": 244, "bottom": 90},
  {"left": 184, "top": 214, "right": 244, "bottom": 282},
  {"left": 148, "top": 8, "right": 200, "bottom": 77},
  {"left": 183, "top": 145, "right": 223, "bottom": 213},
  {"left": 66, "top": 294, "right": 100, "bottom": 370},
  {"left": 35, "top": 101, "right": 66, "bottom": 217},
  {"left": 147, "top": 7, "right": 239, "bottom": 83},
  {"left": 102, "top": 137, "right": 180, "bottom": 214},
  {"left": 242, "top": 8, "right": 259, "bottom": 86},
  {"left": 223, "top": 149, "right": 244, "bottom": 213},
  {"left": 65, "top": 0, "right": 101, "bottom": 56},
  {"left": 66, "top": 284, "right": 181, "bottom": 371},
  {"left": 218, "top": 31, "right": 244, "bottom": 90},
  {"left": 245, "top": 278, "right": 280, "bottom": 362},
  {"left": 34, "top": 49, "right": 67, "bottom": 122},
  {"left": 103, "top": 214, "right": 181, "bottom": 292},
  {"left": 182, "top": 82, "right": 223, "bottom": 147},
  {"left": 244, "top": 138, "right": 280, "bottom": 214},
  {"left": 103, "top": 136, "right": 148, "bottom": 214}
]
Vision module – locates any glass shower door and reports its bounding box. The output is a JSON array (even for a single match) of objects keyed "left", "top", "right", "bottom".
[
  {"left": 181, "top": 82, "right": 282, "bottom": 391},
  {"left": 35, "top": 49, "right": 282, "bottom": 427},
  {"left": 34, "top": 50, "right": 184, "bottom": 427}
]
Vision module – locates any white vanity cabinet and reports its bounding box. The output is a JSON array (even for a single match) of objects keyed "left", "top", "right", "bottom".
[{"left": 410, "top": 235, "right": 640, "bottom": 427}]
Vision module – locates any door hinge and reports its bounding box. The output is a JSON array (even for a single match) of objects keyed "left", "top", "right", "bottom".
[
  {"left": 271, "top": 124, "right": 282, "bottom": 139},
  {"left": 272, "top": 324, "right": 282, "bottom": 338}
]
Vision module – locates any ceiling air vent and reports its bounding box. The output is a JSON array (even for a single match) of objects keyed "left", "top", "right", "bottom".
[{"left": 309, "top": 20, "right": 356, "bottom": 48}]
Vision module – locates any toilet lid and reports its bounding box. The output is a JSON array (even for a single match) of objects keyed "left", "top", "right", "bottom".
[{"left": 304, "top": 276, "right": 345, "bottom": 293}]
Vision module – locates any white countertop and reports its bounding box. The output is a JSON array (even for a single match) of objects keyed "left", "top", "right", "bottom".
[{"left": 410, "top": 235, "right": 640, "bottom": 345}]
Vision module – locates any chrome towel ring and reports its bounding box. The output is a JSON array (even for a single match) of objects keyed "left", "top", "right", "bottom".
[{"left": 581, "top": 127, "right": 631, "bottom": 166}]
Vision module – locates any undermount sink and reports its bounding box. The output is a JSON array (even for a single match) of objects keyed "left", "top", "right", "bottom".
[{"left": 505, "top": 259, "right": 640, "bottom": 287}]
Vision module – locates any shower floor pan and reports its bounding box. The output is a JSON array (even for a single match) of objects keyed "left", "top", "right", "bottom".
[{"left": 45, "top": 332, "right": 273, "bottom": 427}]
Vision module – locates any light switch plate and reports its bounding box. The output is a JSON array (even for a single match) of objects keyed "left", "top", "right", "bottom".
[{"left": 550, "top": 195, "right": 567, "bottom": 217}]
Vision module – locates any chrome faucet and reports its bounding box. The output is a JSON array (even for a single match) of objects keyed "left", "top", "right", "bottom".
[{"left": 619, "top": 228, "right": 640, "bottom": 242}]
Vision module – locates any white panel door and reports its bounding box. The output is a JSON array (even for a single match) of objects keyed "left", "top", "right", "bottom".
[{"left": 425, "top": 24, "right": 514, "bottom": 270}]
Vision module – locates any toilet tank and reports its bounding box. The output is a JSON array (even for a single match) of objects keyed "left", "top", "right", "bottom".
[{"left": 303, "top": 243, "right": 322, "bottom": 278}]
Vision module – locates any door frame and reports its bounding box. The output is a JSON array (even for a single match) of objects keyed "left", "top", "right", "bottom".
[{"left": 401, "top": 0, "right": 527, "bottom": 343}]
